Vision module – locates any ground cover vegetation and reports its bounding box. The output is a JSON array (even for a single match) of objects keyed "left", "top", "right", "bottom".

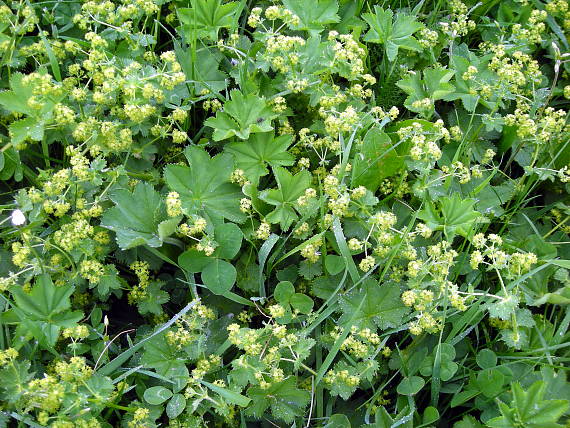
[{"left": 0, "top": 0, "right": 569, "bottom": 426}]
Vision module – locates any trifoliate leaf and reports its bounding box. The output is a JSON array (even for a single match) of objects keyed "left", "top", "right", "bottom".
[
  {"left": 226, "top": 132, "right": 295, "bottom": 184},
  {"left": 165, "top": 146, "right": 246, "bottom": 223},
  {"left": 339, "top": 279, "right": 408, "bottom": 330},
  {"left": 166, "top": 394, "right": 187, "bottom": 419},
  {"left": 213, "top": 223, "right": 243, "bottom": 259},
  {"left": 290, "top": 293, "right": 314, "bottom": 314},
  {"left": 101, "top": 182, "right": 167, "bottom": 249},
  {"left": 397, "top": 376, "right": 425, "bottom": 395},
  {"left": 144, "top": 386, "right": 173, "bottom": 405},
  {"left": 205, "top": 90, "right": 277, "bottom": 141},
  {"left": 274, "top": 281, "right": 295, "bottom": 303}
]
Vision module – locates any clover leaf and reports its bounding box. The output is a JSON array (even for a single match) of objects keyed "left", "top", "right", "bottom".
[{"left": 274, "top": 280, "right": 314, "bottom": 317}]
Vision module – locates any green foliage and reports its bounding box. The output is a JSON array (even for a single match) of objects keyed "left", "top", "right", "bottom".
[
  {"left": 339, "top": 279, "right": 409, "bottom": 330},
  {"left": 487, "top": 381, "right": 569, "bottom": 428},
  {"left": 362, "top": 6, "right": 423, "bottom": 62},
  {"left": 259, "top": 167, "right": 312, "bottom": 229},
  {"left": 226, "top": 132, "right": 295, "bottom": 185},
  {"left": 178, "top": 0, "right": 241, "bottom": 40},
  {"left": 1, "top": 0, "right": 569, "bottom": 426},
  {"left": 102, "top": 182, "right": 169, "bottom": 249},
  {"left": 165, "top": 145, "right": 246, "bottom": 223},
  {"left": 205, "top": 90, "right": 277, "bottom": 141}
]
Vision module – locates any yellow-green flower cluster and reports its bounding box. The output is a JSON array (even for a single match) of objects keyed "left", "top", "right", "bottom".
[{"left": 470, "top": 233, "right": 537, "bottom": 277}]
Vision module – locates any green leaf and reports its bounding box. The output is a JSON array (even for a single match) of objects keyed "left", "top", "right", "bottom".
[
  {"left": 396, "top": 376, "right": 425, "bottom": 395},
  {"left": 327, "top": 361, "right": 361, "bottom": 399},
  {"left": 476, "top": 349, "right": 497, "bottom": 369},
  {"left": 205, "top": 90, "right": 277, "bottom": 141},
  {"left": 178, "top": 0, "right": 240, "bottom": 40},
  {"left": 0, "top": 361, "right": 32, "bottom": 406},
  {"left": 9, "top": 117, "right": 45, "bottom": 146},
  {"left": 166, "top": 394, "right": 186, "bottom": 419},
  {"left": 259, "top": 167, "right": 312, "bottom": 230},
  {"left": 476, "top": 369, "right": 505, "bottom": 398},
  {"left": 362, "top": 6, "right": 423, "bottom": 61},
  {"left": 351, "top": 128, "right": 403, "bottom": 192},
  {"left": 179, "top": 249, "right": 212, "bottom": 273},
  {"left": 487, "top": 381, "right": 569, "bottom": 428},
  {"left": 418, "top": 193, "right": 481, "bottom": 240},
  {"left": 201, "top": 380, "right": 251, "bottom": 407},
  {"left": 137, "top": 282, "right": 170, "bottom": 315},
  {"left": 246, "top": 377, "right": 310, "bottom": 423},
  {"left": 323, "top": 414, "right": 351, "bottom": 428},
  {"left": 213, "top": 223, "right": 243, "bottom": 259},
  {"left": 0, "top": 73, "right": 34, "bottom": 115},
  {"left": 324, "top": 255, "right": 345, "bottom": 275},
  {"left": 226, "top": 132, "right": 295, "bottom": 184},
  {"left": 101, "top": 182, "right": 167, "bottom": 249},
  {"left": 339, "top": 279, "right": 408, "bottom": 330},
  {"left": 158, "top": 217, "right": 182, "bottom": 241},
  {"left": 290, "top": 293, "right": 314, "bottom": 314},
  {"left": 12, "top": 274, "right": 75, "bottom": 321},
  {"left": 201, "top": 259, "right": 237, "bottom": 294},
  {"left": 100, "top": 301, "right": 199, "bottom": 377},
  {"left": 144, "top": 386, "right": 173, "bottom": 405},
  {"left": 140, "top": 333, "right": 189, "bottom": 377},
  {"left": 95, "top": 266, "right": 123, "bottom": 299},
  {"left": 397, "top": 68, "right": 455, "bottom": 116},
  {"left": 281, "top": 0, "right": 340, "bottom": 32},
  {"left": 165, "top": 146, "right": 245, "bottom": 223},
  {"left": 274, "top": 281, "right": 295, "bottom": 303},
  {"left": 176, "top": 47, "right": 228, "bottom": 94},
  {"left": 453, "top": 415, "right": 484, "bottom": 428}
]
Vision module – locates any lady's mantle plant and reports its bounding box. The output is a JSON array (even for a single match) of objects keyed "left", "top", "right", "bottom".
[{"left": 0, "top": 0, "right": 569, "bottom": 427}]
